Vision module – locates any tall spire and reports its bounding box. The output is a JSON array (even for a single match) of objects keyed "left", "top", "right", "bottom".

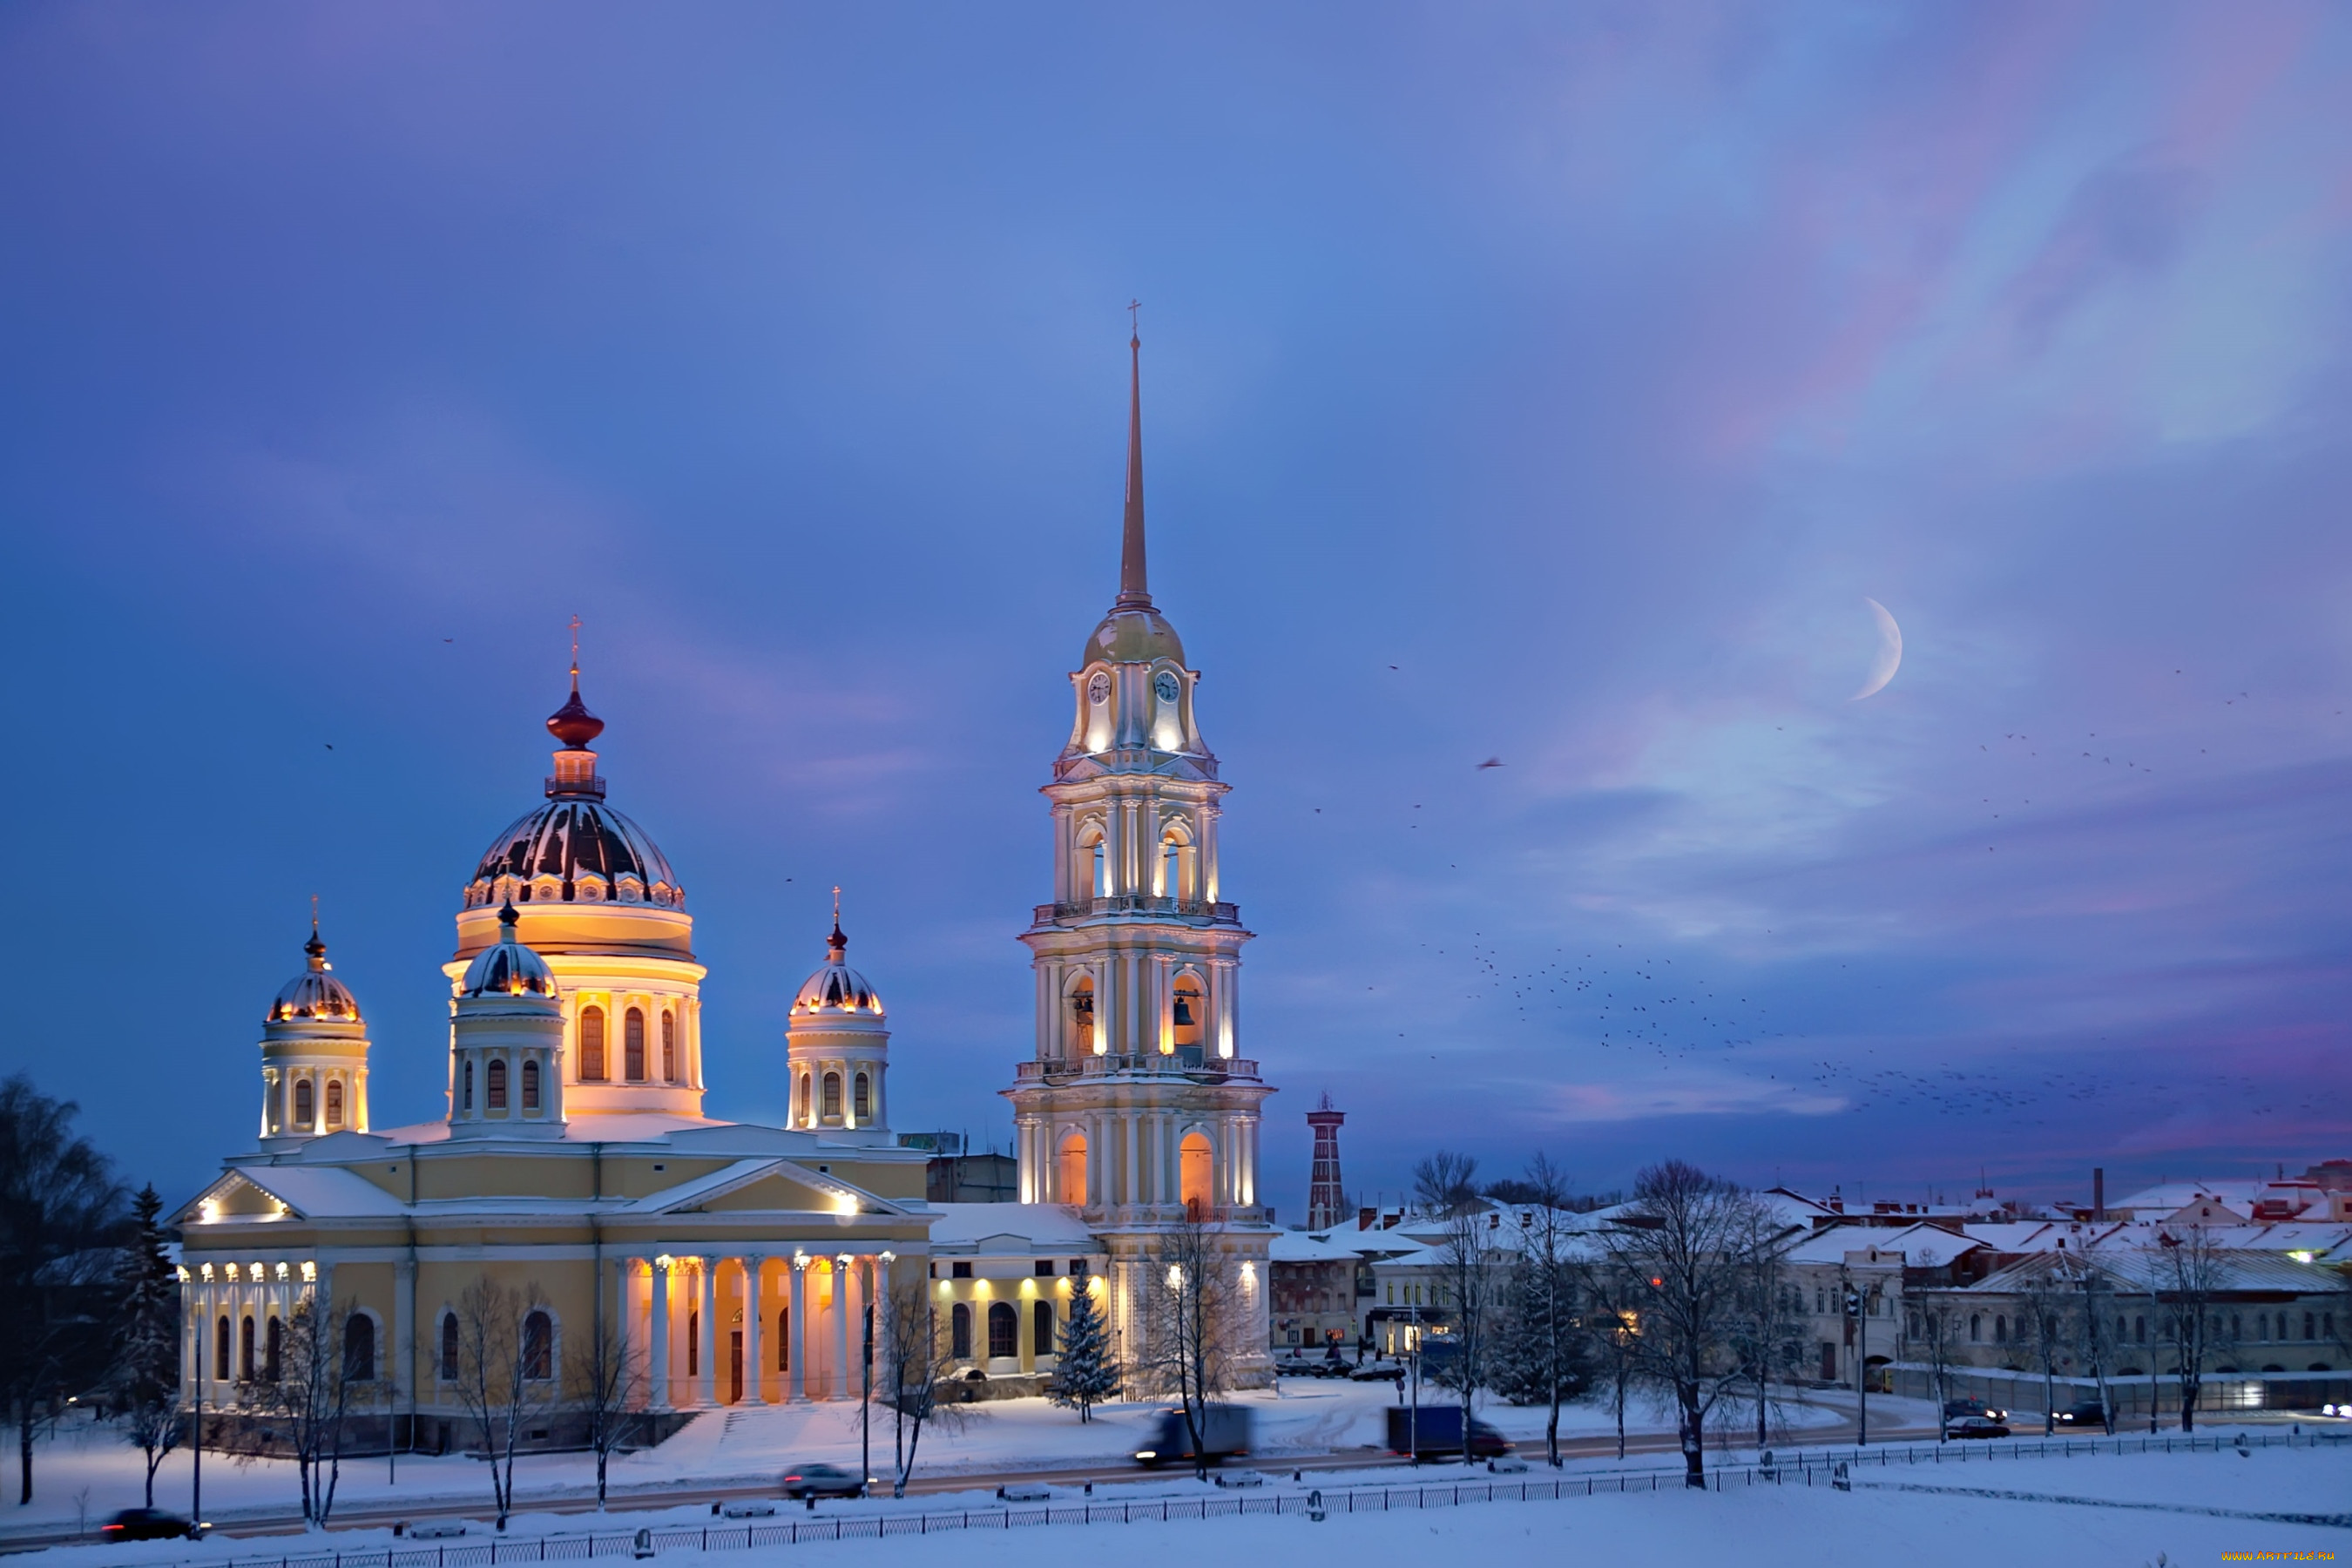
[{"left": 1116, "top": 310, "right": 1152, "bottom": 610}]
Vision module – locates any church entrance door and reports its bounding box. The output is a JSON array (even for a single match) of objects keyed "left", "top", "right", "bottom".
[{"left": 729, "top": 1332, "right": 744, "bottom": 1403}]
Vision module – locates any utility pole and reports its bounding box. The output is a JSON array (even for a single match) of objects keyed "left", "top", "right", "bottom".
[
  {"left": 191, "top": 1308, "right": 204, "bottom": 1532},
  {"left": 861, "top": 1302, "right": 874, "bottom": 1496}
]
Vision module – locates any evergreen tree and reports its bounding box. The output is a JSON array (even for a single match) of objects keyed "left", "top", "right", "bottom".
[
  {"left": 112, "top": 1185, "right": 183, "bottom": 1508},
  {"left": 1046, "top": 1274, "right": 1119, "bottom": 1422},
  {"left": 1487, "top": 1252, "right": 1593, "bottom": 1415}
]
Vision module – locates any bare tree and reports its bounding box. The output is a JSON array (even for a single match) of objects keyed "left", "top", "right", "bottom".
[
  {"left": 2067, "top": 1261, "right": 2117, "bottom": 1435},
  {"left": 447, "top": 1278, "right": 558, "bottom": 1526},
  {"left": 876, "top": 1281, "right": 963, "bottom": 1496},
  {"left": 1413, "top": 1152, "right": 1481, "bottom": 1217},
  {"left": 1726, "top": 1204, "right": 1803, "bottom": 1451},
  {"left": 1427, "top": 1200, "right": 1501, "bottom": 1463},
  {"left": 1913, "top": 1298, "right": 1962, "bottom": 1436},
  {"left": 2156, "top": 1227, "right": 2231, "bottom": 1432},
  {"left": 258, "top": 1294, "right": 359, "bottom": 1528},
  {"left": 1592, "top": 1159, "right": 1759, "bottom": 1488},
  {"left": 563, "top": 1317, "right": 643, "bottom": 1510},
  {"left": 2017, "top": 1267, "right": 2067, "bottom": 1436},
  {"left": 1485, "top": 1154, "right": 1589, "bottom": 1464},
  {"left": 1139, "top": 1205, "right": 1236, "bottom": 1479}
]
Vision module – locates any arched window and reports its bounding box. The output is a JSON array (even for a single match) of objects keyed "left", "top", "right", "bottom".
[
  {"left": 987, "top": 1301, "right": 1017, "bottom": 1359},
  {"left": 441, "top": 1313, "right": 460, "bottom": 1378},
  {"left": 776, "top": 1308, "right": 790, "bottom": 1370},
  {"left": 1033, "top": 1301, "right": 1055, "bottom": 1356},
  {"left": 951, "top": 1303, "right": 973, "bottom": 1359},
  {"left": 265, "top": 1315, "right": 284, "bottom": 1381},
  {"left": 463, "top": 1059, "right": 475, "bottom": 1111},
  {"left": 240, "top": 1315, "right": 256, "bottom": 1380},
  {"left": 294, "top": 1078, "right": 314, "bottom": 1128},
  {"left": 2134, "top": 1315, "right": 2146, "bottom": 1344},
  {"left": 1172, "top": 975, "right": 1204, "bottom": 1050},
  {"left": 324, "top": 1079, "right": 344, "bottom": 1129},
  {"left": 821, "top": 1072, "right": 842, "bottom": 1121},
  {"left": 625, "top": 1007, "right": 646, "bottom": 1081},
  {"left": 522, "top": 1310, "right": 551, "bottom": 1380},
  {"left": 580, "top": 1006, "right": 607, "bottom": 1081},
  {"left": 1180, "top": 1131, "right": 1214, "bottom": 1214},
  {"left": 1067, "top": 979, "right": 1097, "bottom": 1055},
  {"left": 853, "top": 1071, "right": 871, "bottom": 1121},
  {"left": 794, "top": 1073, "right": 811, "bottom": 1125},
  {"left": 486, "top": 1058, "right": 508, "bottom": 1109},
  {"left": 1159, "top": 825, "right": 1196, "bottom": 902},
  {"left": 522, "top": 1058, "right": 541, "bottom": 1110},
  {"left": 661, "top": 1011, "right": 676, "bottom": 1081},
  {"left": 1969, "top": 1315, "right": 1981, "bottom": 1342},
  {"left": 215, "top": 1315, "right": 231, "bottom": 1381},
  {"left": 344, "top": 1314, "right": 375, "bottom": 1382},
  {"left": 1058, "top": 1132, "right": 1088, "bottom": 1204},
  {"left": 1994, "top": 1315, "right": 2007, "bottom": 1343}
]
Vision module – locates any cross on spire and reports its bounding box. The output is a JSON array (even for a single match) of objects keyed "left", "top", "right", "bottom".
[{"left": 568, "top": 614, "right": 583, "bottom": 688}]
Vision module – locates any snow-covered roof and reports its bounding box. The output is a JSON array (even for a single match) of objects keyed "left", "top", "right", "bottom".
[
  {"left": 925, "top": 1202, "right": 1100, "bottom": 1253},
  {"left": 1269, "top": 1230, "right": 1373, "bottom": 1263},
  {"left": 1779, "top": 1222, "right": 1977, "bottom": 1268},
  {"left": 2108, "top": 1180, "right": 2266, "bottom": 1213},
  {"left": 1952, "top": 1247, "right": 2342, "bottom": 1299},
  {"left": 199, "top": 1165, "right": 409, "bottom": 1220}
]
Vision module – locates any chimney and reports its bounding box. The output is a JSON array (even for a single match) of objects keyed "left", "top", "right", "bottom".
[
  {"left": 1358, "top": 1206, "right": 1375, "bottom": 1232},
  {"left": 2093, "top": 1167, "right": 2105, "bottom": 1222}
]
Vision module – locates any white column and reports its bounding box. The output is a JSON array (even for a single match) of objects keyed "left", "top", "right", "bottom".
[
  {"left": 697, "top": 1261, "right": 718, "bottom": 1406},
  {"left": 741, "top": 1257, "right": 766, "bottom": 1404},
  {"left": 789, "top": 1260, "right": 808, "bottom": 1402},
  {"left": 648, "top": 1260, "right": 672, "bottom": 1409},
  {"left": 833, "top": 1260, "right": 852, "bottom": 1399},
  {"left": 616, "top": 1259, "right": 636, "bottom": 1404}
]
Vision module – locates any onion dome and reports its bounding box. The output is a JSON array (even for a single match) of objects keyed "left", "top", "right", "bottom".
[
  {"left": 460, "top": 903, "right": 558, "bottom": 998},
  {"left": 790, "top": 914, "right": 884, "bottom": 1017},
  {"left": 268, "top": 920, "right": 362, "bottom": 1024},
  {"left": 1083, "top": 604, "right": 1185, "bottom": 668},
  {"left": 461, "top": 671, "right": 684, "bottom": 910}
]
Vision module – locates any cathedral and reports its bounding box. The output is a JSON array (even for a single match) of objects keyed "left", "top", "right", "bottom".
[{"left": 174, "top": 335, "right": 1275, "bottom": 1450}]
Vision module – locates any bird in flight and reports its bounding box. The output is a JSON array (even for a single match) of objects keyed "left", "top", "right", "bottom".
[{"left": 1477, "top": 757, "right": 1504, "bottom": 769}]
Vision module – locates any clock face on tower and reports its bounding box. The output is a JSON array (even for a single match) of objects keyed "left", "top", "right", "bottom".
[
  {"left": 1088, "top": 672, "right": 1112, "bottom": 705},
  {"left": 1153, "top": 671, "right": 1180, "bottom": 705}
]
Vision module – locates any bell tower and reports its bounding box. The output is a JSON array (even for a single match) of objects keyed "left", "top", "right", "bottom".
[{"left": 1004, "top": 328, "right": 1274, "bottom": 1386}]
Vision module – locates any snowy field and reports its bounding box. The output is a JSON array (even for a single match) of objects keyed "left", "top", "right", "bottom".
[
  {"left": 14, "top": 1443, "right": 2347, "bottom": 1568},
  {"left": 0, "top": 1382, "right": 1859, "bottom": 1539}
]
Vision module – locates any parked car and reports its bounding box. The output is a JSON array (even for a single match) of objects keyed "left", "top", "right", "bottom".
[
  {"left": 102, "top": 1511, "right": 194, "bottom": 1543},
  {"left": 1348, "top": 1358, "right": 1405, "bottom": 1382},
  {"left": 1943, "top": 1397, "right": 2007, "bottom": 1423},
  {"left": 781, "top": 1463, "right": 865, "bottom": 1499},
  {"left": 1385, "top": 1407, "right": 1513, "bottom": 1460},
  {"left": 1943, "top": 1416, "right": 2011, "bottom": 1441},
  {"left": 2052, "top": 1401, "right": 2111, "bottom": 1429},
  {"left": 1133, "top": 1405, "right": 1255, "bottom": 1467}
]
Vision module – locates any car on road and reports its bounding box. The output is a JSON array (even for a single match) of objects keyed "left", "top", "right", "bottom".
[
  {"left": 1943, "top": 1397, "right": 2007, "bottom": 1423},
  {"left": 1348, "top": 1358, "right": 1405, "bottom": 1382},
  {"left": 1943, "top": 1415, "right": 2011, "bottom": 1441},
  {"left": 102, "top": 1510, "right": 195, "bottom": 1543},
  {"left": 2051, "top": 1400, "right": 2111, "bottom": 1429},
  {"left": 780, "top": 1463, "right": 865, "bottom": 1500}
]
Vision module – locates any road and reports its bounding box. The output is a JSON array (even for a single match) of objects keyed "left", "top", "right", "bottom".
[{"left": 0, "top": 1402, "right": 1941, "bottom": 1555}]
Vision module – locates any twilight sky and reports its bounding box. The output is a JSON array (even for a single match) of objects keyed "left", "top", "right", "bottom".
[{"left": 3, "top": 3, "right": 2349, "bottom": 1219}]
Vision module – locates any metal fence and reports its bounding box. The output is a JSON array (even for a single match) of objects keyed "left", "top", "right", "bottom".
[{"left": 135, "top": 1429, "right": 2351, "bottom": 1568}]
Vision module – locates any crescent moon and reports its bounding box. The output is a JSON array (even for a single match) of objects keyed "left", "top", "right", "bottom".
[{"left": 1852, "top": 598, "right": 1902, "bottom": 700}]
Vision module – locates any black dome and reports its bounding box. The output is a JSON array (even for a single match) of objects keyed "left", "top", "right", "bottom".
[{"left": 464, "top": 798, "right": 683, "bottom": 910}]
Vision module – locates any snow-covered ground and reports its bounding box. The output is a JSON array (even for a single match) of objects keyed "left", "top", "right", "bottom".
[
  {"left": 1, "top": 1382, "right": 1856, "bottom": 1540},
  {"left": 18, "top": 1443, "right": 2349, "bottom": 1568}
]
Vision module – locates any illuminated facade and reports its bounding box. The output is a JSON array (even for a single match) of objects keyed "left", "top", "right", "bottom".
[
  {"left": 177, "top": 682, "right": 940, "bottom": 1450},
  {"left": 1003, "top": 332, "right": 1276, "bottom": 1387}
]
